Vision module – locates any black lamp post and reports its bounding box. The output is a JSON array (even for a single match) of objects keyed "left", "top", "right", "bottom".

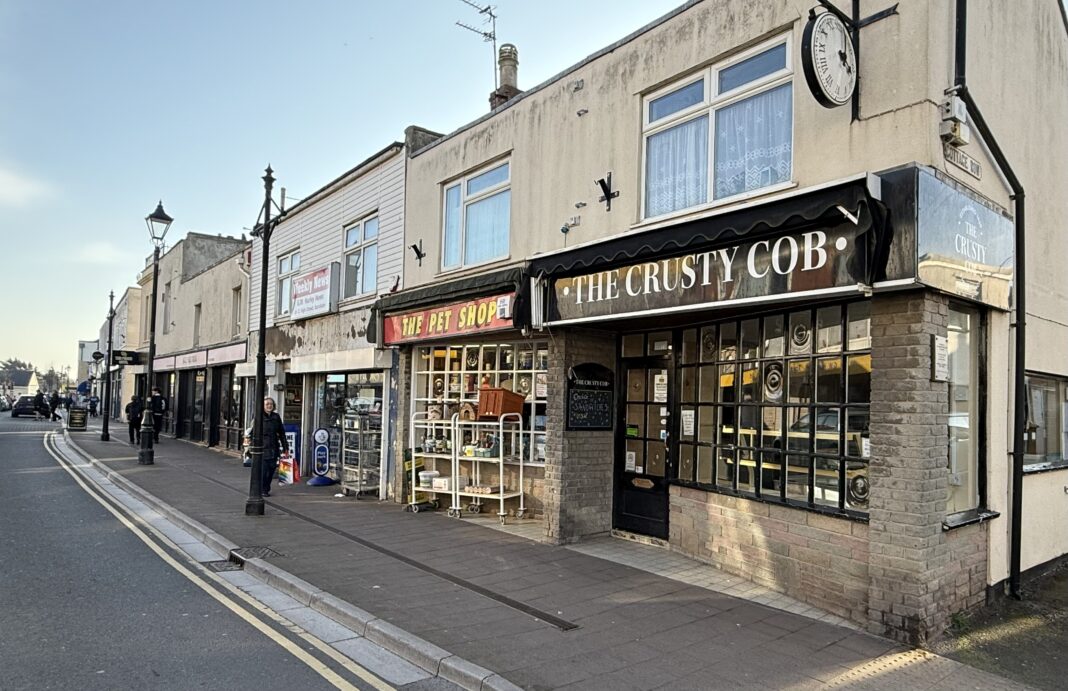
[
  {"left": 139, "top": 201, "right": 173, "bottom": 466},
  {"left": 246, "top": 165, "right": 276, "bottom": 516},
  {"left": 101, "top": 291, "right": 115, "bottom": 441}
]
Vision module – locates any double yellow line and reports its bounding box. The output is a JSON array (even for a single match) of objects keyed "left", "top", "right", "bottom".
[{"left": 43, "top": 432, "right": 393, "bottom": 691}]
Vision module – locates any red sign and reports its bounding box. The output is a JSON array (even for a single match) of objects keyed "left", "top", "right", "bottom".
[{"left": 383, "top": 293, "right": 514, "bottom": 345}]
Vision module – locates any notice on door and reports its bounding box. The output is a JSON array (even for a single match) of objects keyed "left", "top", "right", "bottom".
[
  {"left": 625, "top": 451, "right": 636, "bottom": 472},
  {"left": 681, "top": 409, "right": 695, "bottom": 436},
  {"left": 653, "top": 371, "right": 668, "bottom": 403}
]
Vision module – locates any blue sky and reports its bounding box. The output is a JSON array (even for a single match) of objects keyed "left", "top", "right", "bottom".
[{"left": 0, "top": 0, "right": 683, "bottom": 375}]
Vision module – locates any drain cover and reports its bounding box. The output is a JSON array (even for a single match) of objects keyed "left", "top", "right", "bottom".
[
  {"left": 202, "top": 560, "right": 243, "bottom": 572},
  {"left": 231, "top": 546, "right": 283, "bottom": 560}
]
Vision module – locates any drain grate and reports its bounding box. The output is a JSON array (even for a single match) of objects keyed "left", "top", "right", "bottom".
[
  {"left": 202, "top": 560, "right": 243, "bottom": 572},
  {"left": 231, "top": 546, "right": 284, "bottom": 561}
]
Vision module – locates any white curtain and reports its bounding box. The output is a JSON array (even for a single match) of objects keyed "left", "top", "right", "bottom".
[
  {"left": 464, "top": 189, "right": 510, "bottom": 265},
  {"left": 714, "top": 83, "right": 792, "bottom": 199},
  {"left": 645, "top": 117, "right": 709, "bottom": 217}
]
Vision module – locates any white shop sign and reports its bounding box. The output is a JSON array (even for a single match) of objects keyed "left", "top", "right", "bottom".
[{"left": 290, "top": 263, "right": 340, "bottom": 320}]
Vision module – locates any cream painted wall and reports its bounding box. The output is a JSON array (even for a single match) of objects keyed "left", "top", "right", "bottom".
[{"left": 1022, "top": 471, "right": 1068, "bottom": 570}]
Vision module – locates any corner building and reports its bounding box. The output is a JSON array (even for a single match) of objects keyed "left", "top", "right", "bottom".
[{"left": 376, "top": 0, "right": 1068, "bottom": 644}]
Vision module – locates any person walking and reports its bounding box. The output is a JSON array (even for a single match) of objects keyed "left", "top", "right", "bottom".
[
  {"left": 88, "top": 394, "right": 100, "bottom": 418},
  {"left": 34, "top": 390, "right": 45, "bottom": 421},
  {"left": 259, "top": 397, "right": 289, "bottom": 497},
  {"left": 148, "top": 387, "right": 166, "bottom": 443},
  {"left": 49, "top": 392, "right": 61, "bottom": 422},
  {"left": 125, "top": 395, "right": 143, "bottom": 445}
]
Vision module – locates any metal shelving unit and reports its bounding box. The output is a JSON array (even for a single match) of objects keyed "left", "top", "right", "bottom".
[{"left": 341, "top": 410, "right": 381, "bottom": 499}]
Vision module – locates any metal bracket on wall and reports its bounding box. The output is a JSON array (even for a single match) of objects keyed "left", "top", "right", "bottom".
[
  {"left": 815, "top": 0, "right": 900, "bottom": 122},
  {"left": 596, "top": 172, "right": 620, "bottom": 212}
]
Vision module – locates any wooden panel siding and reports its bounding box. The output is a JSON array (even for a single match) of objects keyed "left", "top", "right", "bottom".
[{"left": 249, "top": 148, "right": 406, "bottom": 332}]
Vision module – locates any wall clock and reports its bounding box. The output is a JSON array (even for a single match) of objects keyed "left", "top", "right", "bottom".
[{"left": 802, "top": 11, "right": 857, "bottom": 108}]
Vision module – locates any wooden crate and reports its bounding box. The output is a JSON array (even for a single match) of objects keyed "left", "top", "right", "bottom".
[{"left": 478, "top": 387, "right": 526, "bottom": 419}]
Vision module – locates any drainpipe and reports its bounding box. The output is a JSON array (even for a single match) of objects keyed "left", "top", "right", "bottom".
[{"left": 953, "top": 0, "right": 1026, "bottom": 599}]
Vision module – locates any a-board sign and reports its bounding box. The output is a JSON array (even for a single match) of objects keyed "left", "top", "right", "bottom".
[
  {"left": 566, "top": 363, "right": 614, "bottom": 431},
  {"left": 67, "top": 407, "right": 88, "bottom": 431}
]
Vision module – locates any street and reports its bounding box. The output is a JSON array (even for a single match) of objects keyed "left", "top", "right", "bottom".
[{"left": 0, "top": 415, "right": 448, "bottom": 691}]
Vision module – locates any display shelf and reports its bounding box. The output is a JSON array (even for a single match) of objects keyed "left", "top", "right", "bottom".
[{"left": 341, "top": 411, "right": 381, "bottom": 499}]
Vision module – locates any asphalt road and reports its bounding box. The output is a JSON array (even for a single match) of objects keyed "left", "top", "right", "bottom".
[{"left": 0, "top": 414, "right": 390, "bottom": 691}]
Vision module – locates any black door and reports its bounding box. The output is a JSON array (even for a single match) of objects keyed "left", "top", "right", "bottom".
[
  {"left": 176, "top": 370, "right": 192, "bottom": 438},
  {"left": 614, "top": 355, "right": 673, "bottom": 539}
]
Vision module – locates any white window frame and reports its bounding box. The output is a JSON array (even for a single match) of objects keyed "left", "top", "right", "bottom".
[
  {"left": 441, "top": 160, "right": 511, "bottom": 272},
  {"left": 640, "top": 34, "right": 794, "bottom": 221},
  {"left": 342, "top": 215, "right": 379, "bottom": 300},
  {"left": 276, "top": 249, "right": 301, "bottom": 317}
]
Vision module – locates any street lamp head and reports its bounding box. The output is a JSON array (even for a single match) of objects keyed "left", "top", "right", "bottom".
[{"left": 145, "top": 201, "right": 174, "bottom": 246}]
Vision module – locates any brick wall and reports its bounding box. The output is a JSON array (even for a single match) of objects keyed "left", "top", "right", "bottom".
[
  {"left": 544, "top": 329, "right": 616, "bottom": 544},
  {"left": 670, "top": 486, "right": 870, "bottom": 624}
]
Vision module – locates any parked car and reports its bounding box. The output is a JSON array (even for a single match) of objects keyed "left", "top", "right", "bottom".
[
  {"left": 0, "top": 398, "right": 10, "bottom": 412},
  {"left": 11, "top": 396, "right": 37, "bottom": 418}
]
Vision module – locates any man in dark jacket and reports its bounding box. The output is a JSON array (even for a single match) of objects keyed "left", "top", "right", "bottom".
[
  {"left": 34, "top": 390, "right": 46, "bottom": 421},
  {"left": 149, "top": 387, "right": 166, "bottom": 442},
  {"left": 49, "top": 392, "right": 61, "bottom": 421},
  {"left": 260, "top": 397, "right": 288, "bottom": 497},
  {"left": 125, "top": 395, "right": 143, "bottom": 445}
]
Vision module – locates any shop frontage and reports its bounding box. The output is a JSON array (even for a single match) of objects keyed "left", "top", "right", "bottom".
[{"left": 149, "top": 342, "right": 248, "bottom": 448}]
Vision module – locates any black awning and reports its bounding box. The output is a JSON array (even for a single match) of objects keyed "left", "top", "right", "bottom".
[
  {"left": 526, "top": 177, "right": 881, "bottom": 278},
  {"left": 367, "top": 265, "right": 528, "bottom": 345}
]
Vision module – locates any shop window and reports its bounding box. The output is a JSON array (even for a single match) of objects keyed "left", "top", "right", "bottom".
[
  {"left": 947, "top": 304, "right": 982, "bottom": 514},
  {"left": 343, "top": 215, "right": 378, "bottom": 299},
  {"left": 642, "top": 36, "right": 792, "bottom": 219},
  {"left": 676, "top": 300, "right": 871, "bottom": 515},
  {"left": 162, "top": 281, "right": 172, "bottom": 333},
  {"left": 1025, "top": 374, "right": 1068, "bottom": 472},
  {"left": 442, "top": 161, "right": 511, "bottom": 270},
  {"left": 413, "top": 339, "right": 547, "bottom": 465},
  {"left": 277, "top": 250, "right": 301, "bottom": 316}
]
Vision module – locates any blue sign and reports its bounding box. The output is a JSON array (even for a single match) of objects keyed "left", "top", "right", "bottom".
[
  {"left": 313, "top": 444, "right": 330, "bottom": 475},
  {"left": 283, "top": 424, "right": 301, "bottom": 465}
]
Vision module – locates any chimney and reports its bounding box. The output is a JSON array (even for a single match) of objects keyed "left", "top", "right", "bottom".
[{"left": 489, "top": 43, "right": 521, "bottom": 110}]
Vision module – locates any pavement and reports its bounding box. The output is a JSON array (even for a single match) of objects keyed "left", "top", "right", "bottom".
[{"left": 58, "top": 419, "right": 1031, "bottom": 690}]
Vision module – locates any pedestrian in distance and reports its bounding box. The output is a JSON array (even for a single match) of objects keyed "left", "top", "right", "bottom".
[
  {"left": 34, "top": 390, "right": 45, "bottom": 421},
  {"left": 88, "top": 394, "right": 99, "bottom": 417},
  {"left": 49, "top": 392, "right": 61, "bottom": 421},
  {"left": 259, "top": 397, "right": 289, "bottom": 497},
  {"left": 149, "top": 387, "right": 166, "bottom": 443},
  {"left": 125, "top": 395, "right": 143, "bottom": 445}
]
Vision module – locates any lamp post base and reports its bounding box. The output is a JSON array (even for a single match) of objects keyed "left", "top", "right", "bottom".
[
  {"left": 245, "top": 499, "right": 265, "bottom": 515},
  {"left": 101, "top": 431, "right": 110, "bottom": 442},
  {"left": 138, "top": 448, "right": 155, "bottom": 465}
]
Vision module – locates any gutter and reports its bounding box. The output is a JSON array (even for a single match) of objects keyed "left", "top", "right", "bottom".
[{"left": 953, "top": 0, "right": 1026, "bottom": 599}]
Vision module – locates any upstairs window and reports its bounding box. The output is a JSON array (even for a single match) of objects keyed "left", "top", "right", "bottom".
[
  {"left": 643, "top": 37, "right": 792, "bottom": 219},
  {"left": 442, "top": 161, "right": 510, "bottom": 270},
  {"left": 277, "top": 250, "right": 300, "bottom": 317},
  {"left": 343, "top": 215, "right": 378, "bottom": 298}
]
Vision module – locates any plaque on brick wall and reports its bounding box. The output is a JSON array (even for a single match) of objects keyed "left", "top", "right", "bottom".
[{"left": 566, "top": 363, "right": 614, "bottom": 431}]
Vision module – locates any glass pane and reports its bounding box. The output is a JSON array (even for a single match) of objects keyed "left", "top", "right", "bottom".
[
  {"left": 645, "top": 116, "right": 709, "bottom": 217},
  {"left": 627, "top": 404, "right": 644, "bottom": 432},
  {"left": 648, "top": 369, "right": 669, "bottom": 405},
  {"left": 681, "top": 329, "right": 699, "bottom": 364},
  {"left": 646, "top": 407, "right": 666, "bottom": 442},
  {"left": 680, "top": 405, "right": 696, "bottom": 442},
  {"left": 443, "top": 185, "right": 462, "bottom": 268},
  {"left": 760, "top": 451, "right": 782, "bottom": 498},
  {"left": 363, "top": 216, "right": 379, "bottom": 240},
  {"left": 345, "top": 226, "right": 360, "bottom": 247},
  {"left": 1026, "top": 377, "right": 1064, "bottom": 465},
  {"left": 764, "top": 361, "right": 785, "bottom": 403},
  {"left": 786, "top": 454, "right": 809, "bottom": 503},
  {"left": 845, "top": 459, "right": 870, "bottom": 510},
  {"left": 719, "top": 406, "right": 737, "bottom": 446},
  {"left": 786, "top": 407, "right": 811, "bottom": 452},
  {"left": 626, "top": 439, "right": 644, "bottom": 473},
  {"left": 482, "top": 346, "right": 498, "bottom": 371},
  {"left": 463, "top": 346, "right": 481, "bottom": 371},
  {"left": 789, "top": 310, "right": 812, "bottom": 355},
  {"left": 279, "top": 277, "right": 291, "bottom": 313},
  {"left": 649, "top": 79, "right": 704, "bottom": 122},
  {"left": 464, "top": 189, "right": 510, "bottom": 265},
  {"left": 815, "top": 408, "right": 840, "bottom": 454},
  {"left": 737, "top": 446, "right": 756, "bottom": 493},
  {"left": 788, "top": 359, "right": 812, "bottom": 403},
  {"left": 467, "top": 163, "right": 509, "bottom": 196},
  {"left": 847, "top": 302, "right": 871, "bottom": 350},
  {"left": 814, "top": 456, "right": 841, "bottom": 508},
  {"left": 700, "top": 325, "right": 717, "bottom": 362},
  {"left": 816, "top": 357, "right": 843, "bottom": 403},
  {"left": 719, "top": 322, "right": 737, "bottom": 360},
  {"left": 622, "top": 334, "right": 644, "bottom": 357},
  {"left": 738, "top": 405, "right": 760, "bottom": 448},
  {"left": 361, "top": 244, "right": 377, "bottom": 294},
  {"left": 698, "top": 406, "right": 716, "bottom": 443},
  {"left": 627, "top": 369, "right": 646, "bottom": 402},
  {"left": 678, "top": 443, "right": 695, "bottom": 482},
  {"left": 948, "top": 305, "right": 979, "bottom": 513},
  {"left": 291, "top": 253, "right": 300, "bottom": 271},
  {"left": 846, "top": 408, "right": 869, "bottom": 457},
  {"left": 681, "top": 367, "right": 697, "bottom": 404},
  {"left": 716, "top": 446, "right": 734, "bottom": 489},
  {"left": 535, "top": 347, "right": 549, "bottom": 370},
  {"left": 517, "top": 344, "right": 534, "bottom": 370},
  {"left": 718, "top": 43, "right": 787, "bottom": 93},
  {"left": 499, "top": 344, "right": 515, "bottom": 370},
  {"left": 740, "top": 362, "right": 760, "bottom": 403},
  {"left": 816, "top": 306, "right": 842, "bottom": 352},
  {"left": 713, "top": 83, "right": 792, "bottom": 199},
  {"left": 697, "top": 445, "right": 714, "bottom": 484},
  {"left": 280, "top": 256, "right": 290, "bottom": 273},
  {"left": 740, "top": 318, "right": 760, "bottom": 359},
  {"left": 764, "top": 315, "right": 784, "bottom": 357},
  {"left": 717, "top": 364, "right": 736, "bottom": 403},
  {"left": 344, "top": 250, "right": 361, "bottom": 298},
  {"left": 847, "top": 354, "right": 872, "bottom": 403},
  {"left": 646, "top": 441, "right": 666, "bottom": 477},
  {"left": 761, "top": 407, "right": 783, "bottom": 450},
  {"left": 648, "top": 331, "right": 672, "bottom": 355}
]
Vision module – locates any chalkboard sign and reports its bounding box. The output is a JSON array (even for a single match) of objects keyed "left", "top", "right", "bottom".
[
  {"left": 566, "top": 363, "right": 614, "bottom": 431},
  {"left": 67, "top": 407, "right": 88, "bottom": 431}
]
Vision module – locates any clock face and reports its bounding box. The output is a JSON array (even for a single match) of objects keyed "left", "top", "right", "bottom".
[{"left": 802, "top": 12, "right": 857, "bottom": 108}]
